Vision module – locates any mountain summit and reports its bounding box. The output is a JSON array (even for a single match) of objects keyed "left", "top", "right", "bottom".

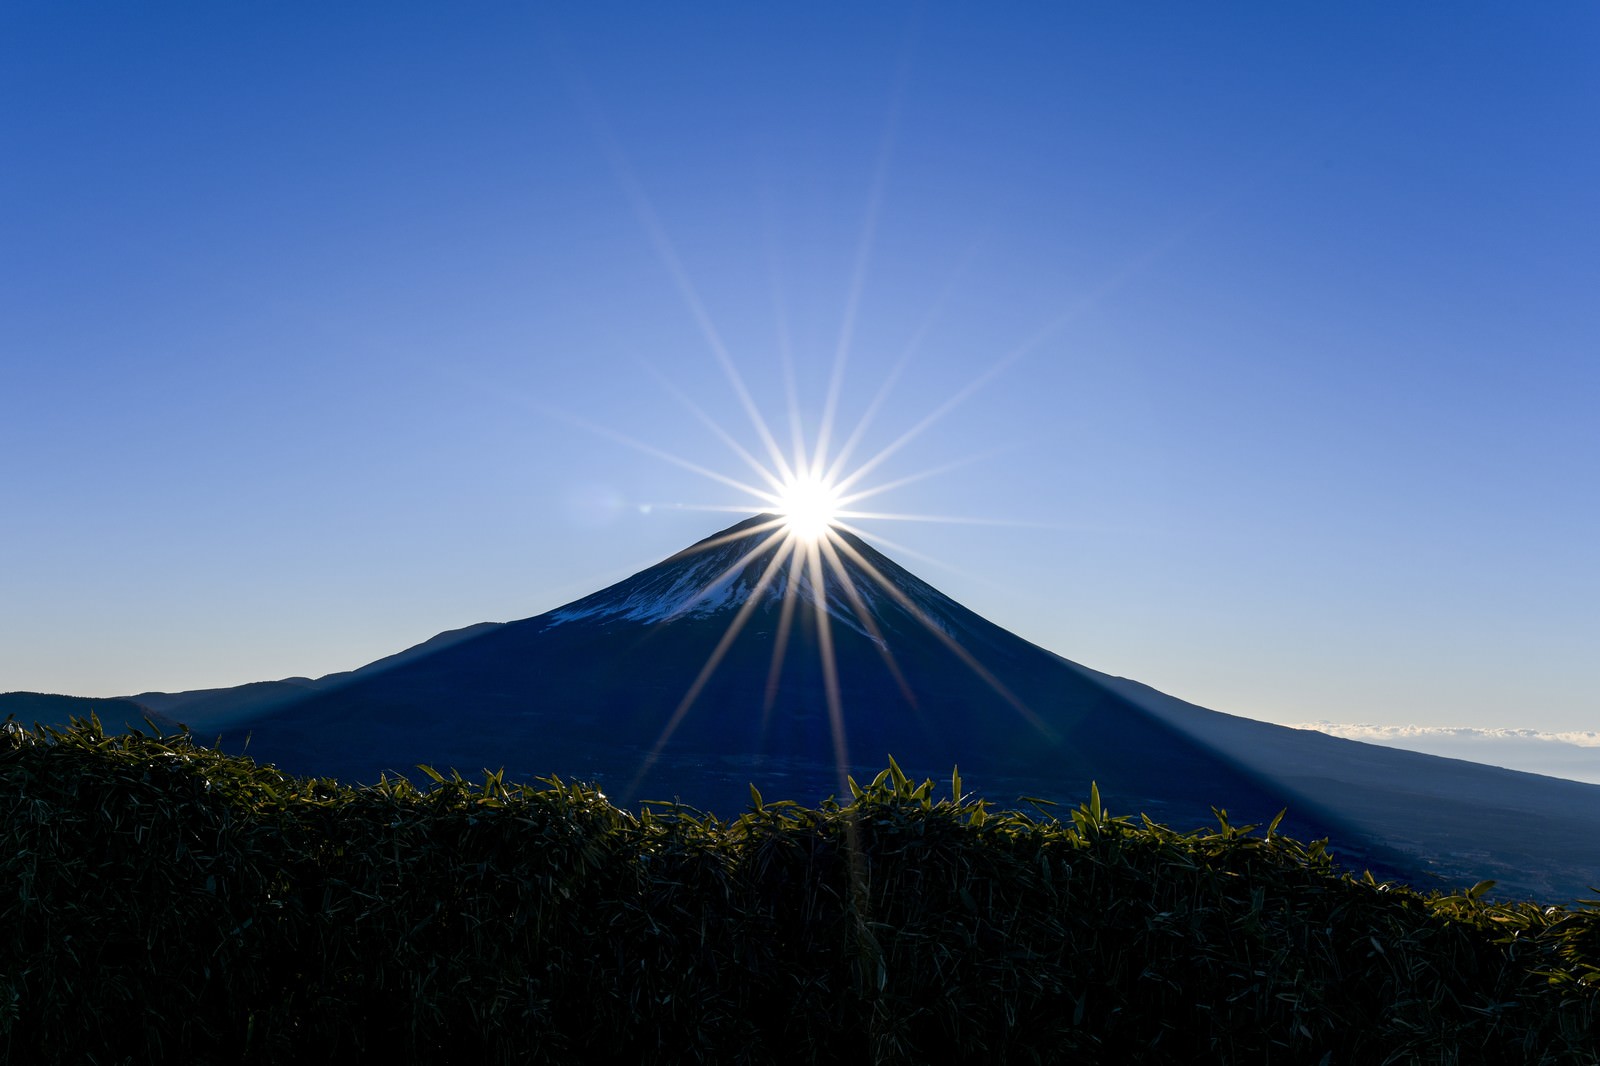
[
  {"left": 546, "top": 514, "right": 958, "bottom": 635},
  {"left": 9, "top": 515, "right": 1600, "bottom": 899}
]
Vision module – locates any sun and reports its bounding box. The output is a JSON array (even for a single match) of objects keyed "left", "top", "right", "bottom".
[{"left": 775, "top": 470, "right": 843, "bottom": 542}]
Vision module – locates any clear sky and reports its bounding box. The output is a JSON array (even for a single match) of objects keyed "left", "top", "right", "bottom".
[{"left": 3, "top": 3, "right": 1596, "bottom": 740}]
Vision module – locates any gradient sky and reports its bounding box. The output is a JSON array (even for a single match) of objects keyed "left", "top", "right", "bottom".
[{"left": 3, "top": 4, "right": 1596, "bottom": 739}]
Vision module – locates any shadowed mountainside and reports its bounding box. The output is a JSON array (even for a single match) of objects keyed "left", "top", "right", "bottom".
[{"left": 9, "top": 516, "right": 1598, "bottom": 900}]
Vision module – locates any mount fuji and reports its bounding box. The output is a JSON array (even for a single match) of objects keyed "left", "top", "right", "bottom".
[{"left": 8, "top": 515, "right": 1599, "bottom": 900}]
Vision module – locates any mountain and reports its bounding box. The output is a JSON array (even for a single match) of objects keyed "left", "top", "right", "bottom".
[
  {"left": 0, "top": 692, "right": 182, "bottom": 735},
  {"left": 116, "top": 622, "right": 504, "bottom": 731},
  {"left": 200, "top": 517, "right": 1387, "bottom": 856},
  {"left": 1082, "top": 668, "right": 1600, "bottom": 903},
  {"left": 7, "top": 514, "right": 1598, "bottom": 900}
]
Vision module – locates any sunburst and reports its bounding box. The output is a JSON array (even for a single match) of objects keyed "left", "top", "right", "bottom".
[
  {"left": 600, "top": 336, "right": 1058, "bottom": 808},
  {"left": 562, "top": 79, "right": 1061, "bottom": 807}
]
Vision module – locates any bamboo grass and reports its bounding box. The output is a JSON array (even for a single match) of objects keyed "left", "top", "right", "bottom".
[{"left": 3, "top": 718, "right": 1597, "bottom": 1063}]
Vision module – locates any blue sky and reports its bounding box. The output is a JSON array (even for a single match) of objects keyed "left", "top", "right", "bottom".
[{"left": 3, "top": 3, "right": 1596, "bottom": 742}]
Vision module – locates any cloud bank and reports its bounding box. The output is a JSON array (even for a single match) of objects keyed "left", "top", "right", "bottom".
[{"left": 1293, "top": 722, "right": 1600, "bottom": 785}]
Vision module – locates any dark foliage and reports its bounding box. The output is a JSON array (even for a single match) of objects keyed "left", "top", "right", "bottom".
[{"left": 3, "top": 718, "right": 1597, "bottom": 1064}]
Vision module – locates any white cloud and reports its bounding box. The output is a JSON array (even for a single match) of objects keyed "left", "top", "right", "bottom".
[
  {"left": 1292, "top": 722, "right": 1600, "bottom": 785},
  {"left": 1296, "top": 723, "right": 1600, "bottom": 747}
]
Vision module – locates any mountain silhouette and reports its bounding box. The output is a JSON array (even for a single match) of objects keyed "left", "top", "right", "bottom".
[
  {"left": 7, "top": 514, "right": 1598, "bottom": 899},
  {"left": 215, "top": 516, "right": 1371, "bottom": 842}
]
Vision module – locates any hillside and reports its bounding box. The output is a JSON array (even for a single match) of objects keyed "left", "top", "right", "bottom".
[{"left": 0, "top": 691, "right": 182, "bottom": 734}]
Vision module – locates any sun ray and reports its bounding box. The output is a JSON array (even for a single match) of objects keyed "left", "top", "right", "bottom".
[
  {"left": 820, "top": 239, "right": 980, "bottom": 486},
  {"left": 832, "top": 519, "right": 1058, "bottom": 621},
  {"left": 564, "top": 42, "right": 1095, "bottom": 810},
  {"left": 647, "top": 502, "right": 788, "bottom": 517},
  {"left": 829, "top": 520, "right": 1006, "bottom": 589},
  {"left": 834, "top": 510, "right": 1066, "bottom": 530},
  {"left": 805, "top": 538, "right": 852, "bottom": 795},
  {"left": 817, "top": 530, "right": 916, "bottom": 707},
  {"left": 645, "top": 366, "right": 791, "bottom": 496},
  {"left": 829, "top": 346, "right": 1028, "bottom": 499},
  {"left": 636, "top": 205, "right": 796, "bottom": 486},
  {"left": 834, "top": 446, "right": 1014, "bottom": 509},
  {"left": 827, "top": 534, "right": 1058, "bottom": 741},
  {"left": 810, "top": 52, "right": 909, "bottom": 476},
  {"left": 536, "top": 404, "right": 776, "bottom": 503},
  {"left": 623, "top": 191, "right": 794, "bottom": 482},
  {"left": 762, "top": 209, "right": 810, "bottom": 485},
  {"left": 659, "top": 516, "right": 787, "bottom": 566},
  {"left": 667, "top": 522, "right": 791, "bottom": 617},
  {"left": 828, "top": 519, "right": 972, "bottom": 578},
  {"left": 573, "top": 86, "right": 797, "bottom": 486},
  {"left": 822, "top": 207, "right": 1222, "bottom": 502},
  {"left": 762, "top": 543, "right": 807, "bottom": 720},
  {"left": 819, "top": 315, "right": 921, "bottom": 487},
  {"left": 625, "top": 533, "right": 799, "bottom": 802}
]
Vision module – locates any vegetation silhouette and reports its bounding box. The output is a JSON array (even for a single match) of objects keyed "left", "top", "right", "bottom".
[{"left": 5, "top": 717, "right": 1598, "bottom": 1063}]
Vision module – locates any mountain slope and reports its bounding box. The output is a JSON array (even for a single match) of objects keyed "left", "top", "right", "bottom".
[
  {"left": 119, "top": 622, "right": 506, "bottom": 731},
  {"left": 1081, "top": 666, "right": 1600, "bottom": 900},
  {"left": 214, "top": 520, "right": 1356, "bottom": 837},
  {"left": 185, "top": 515, "right": 1597, "bottom": 898},
  {"left": 14, "top": 514, "right": 1597, "bottom": 899}
]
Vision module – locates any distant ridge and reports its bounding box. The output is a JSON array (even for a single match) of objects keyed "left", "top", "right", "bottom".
[
  {"left": 118, "top": 621, "right": 508, "bottom": 730},
  {"left": 0, "top": 691, "right": 182, "bottom": 735}
]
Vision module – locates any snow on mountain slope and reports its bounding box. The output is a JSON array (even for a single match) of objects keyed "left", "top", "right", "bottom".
[{"left": 545, "top": 515, "right": 950, "bottom": 642}]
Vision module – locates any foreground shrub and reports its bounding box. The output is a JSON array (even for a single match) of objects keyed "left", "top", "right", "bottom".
[{"left": 3, "top": 718, "right": 1597, "bottom": 1063}]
